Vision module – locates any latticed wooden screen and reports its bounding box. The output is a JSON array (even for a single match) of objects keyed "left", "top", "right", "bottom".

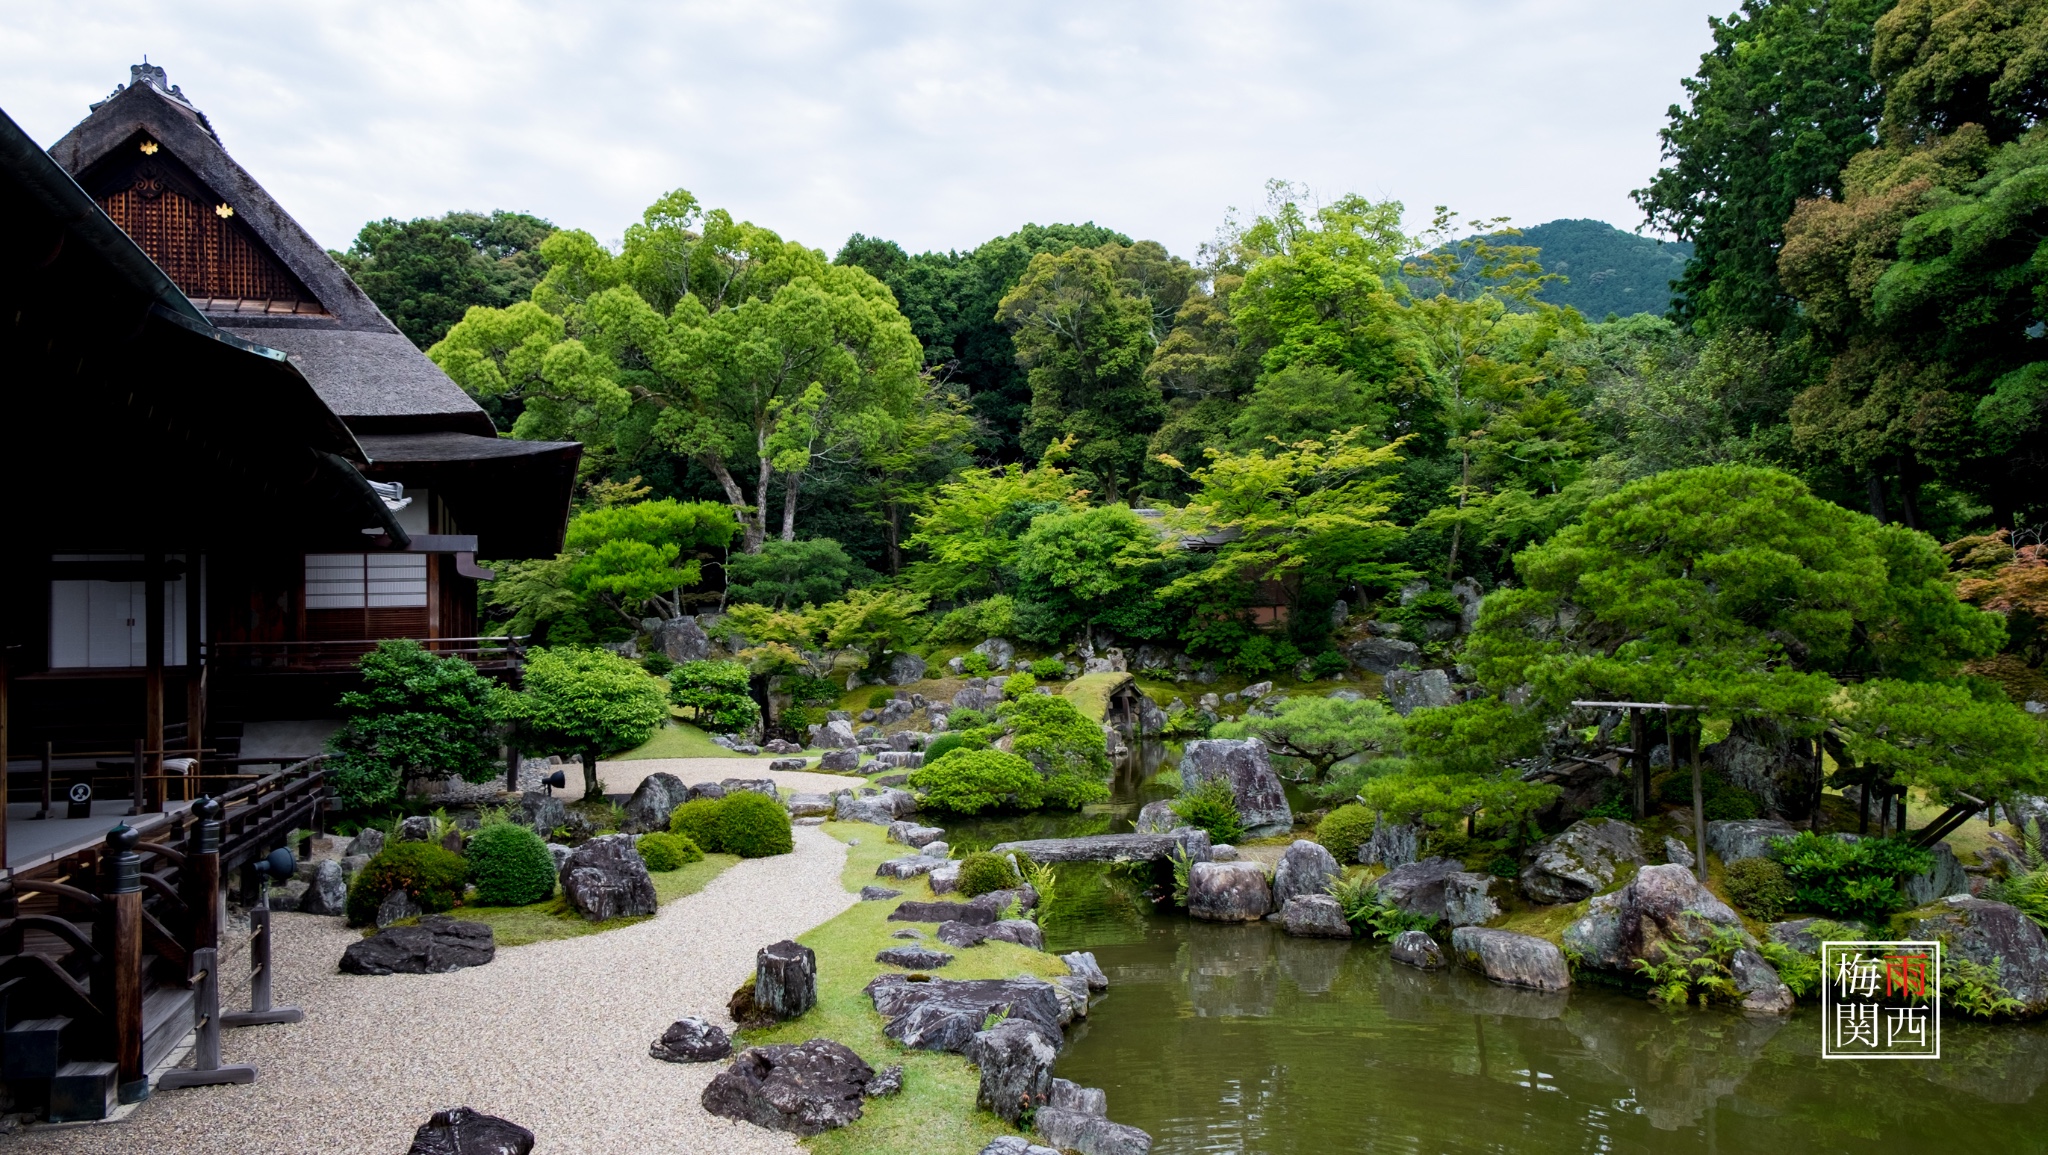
[{"left": 92, "top": 144, "right": 322, "bottom": 309}]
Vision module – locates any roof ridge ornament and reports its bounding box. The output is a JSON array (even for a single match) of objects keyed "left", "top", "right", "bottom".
[{"left": 91, "top": 60, "right": 202, "bottom": 115}]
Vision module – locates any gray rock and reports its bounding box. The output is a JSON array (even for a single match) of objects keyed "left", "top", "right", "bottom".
[
  {"left": 1177, "top": 738, "right": 1292, "bottom": 836},
  {"left": 1899, "top": 897, "right": 2048, "bottom": 1014},
  {"left": 376, "top": 888, "right": 422, "bottom": 928},
  {"left": 928, "top": 862, "right": 963, "bottom": 894},
  {"left": 988, "top": 833, "right": 1204, "bottom": 864},
  {"left": 968, "top": 1018, "right": 1059, "bottom": 1124},
  {"left": 768, "top": 758, "right": 808, "bottom": 772},
  {"left": 339, "top": 853, "right": 370, "bottom": 881},
  {"left": 545, "top": 843, "right": 573, "bottom": 872},
  {"left": 1519, "top": 818, "right": 1647, "bottom": 904},
  {"left": 866, "top": 1065, "right": 903, "bottom": 1097},
  {"left": 865, "top": 974, "right": 1066, "bottom": 1053},
  {"left": 1209, "top": 844, "right": 1239, "bottom": 861},
  {"left": 1563, "top": 863, "right": 1745, "bottom": 974},
  {"left": 1271, "top": 840, "right": 1341, "bottom": 908},
  {"left": 344, "top": 827, "right": 386, "bottom": 858},
  {"left": 1347, "top": 636, "right": 1422, "bottom": 674},
  {"left": 786, "top": 792, "right": 834, "bottom": 817},
  {"left": 1766, "top": 917, "right": 1837, "bottom": 954},
  {"left": 755, "top": 939, "right": 818, "bottom": 1020},
  {"left": 1034, "top": 1108, "right": 1153, "bottom": 1155},
  {"left": 1384, "top": 668, "right": 1454, "bottom": 715},
  {"left": 814, "top": 719, "right": 861, "bottom": 749},
  {"left": 888, "top": 821, "right": 947, "bottom": 847},
  {"left": 883, "top": 652, "right": 928, "bottom": 685},
  {"left": 887, "top": 729, "right": 927, "bottom": 751},
  {"left": 1449, "top": 927, "right": 1571, "bottom": 991},
  {"left": 686, "top": 782, "right": 729, "bottom": 803},
  {"left": 1280, "top": 894, "right": 1352, "bottom": 938},
  {"left": 938, "top": 920, "right": 990, "bottom": 948},
  {"left": 877, "top": 856, "right": 939, "bottom": 880},
  {"left": 1705, "top": 819, "right": 1799, "bottom": 864},
  {"left": 342, "top": 915, "right": 495, "bottom": 975},
  {"left": 818, "top": 749, "right": 860, "bottom": 772},
  {"left": 271, "top": 879, "right": 310, "bottom": 909},
  {"left": 516, "top": 790, "right": 568, "bottom": 837},
  {"left": 918, "top": 840, "right": 951, "bottom": 860},
  {"left": 701, "top": 1039, "right": 875, "bottom": 1135},
  {"left": 299, "top": 859, "right": 347, "bottom": 916},
  {"left": 397, "top": 815, "right": 434, "bottom": 843},
  {"left": 1132, "top": 800, "right": 1178, "bottom": 834},
  {"left": 1374, "top": 858, "right": 1500, "bottom": 927},
  {"left": 405, "top": 1107, "right": 533, "bottom": 1155},
  {"left": 973, "top": 638, "right": 1017, "bottom": 669},
  {"left": 1050, "top": 975, "right": 1092, "bottom": 1024},
  {"left": 1663, "top": 835, "right": 1695, "bottom": 868},
  {"left": 1198, "top": 692, "right": 1220, "bottom": 712},
  {"left": 987, "top": 919, "right": 1046, "bottom": 950},
  {"left": 622, "top": 771, "right": 691, "bottom": 834},
  {"left": 837, "top": 788, "right": 918, "bottom": 825},
  {"left": 1187, "top": 861, "right": 1272, "bottom": 922},
  {"left": 1902, "top": 842, "right": 1972, "bottom": 906},
  {"left": 559, "top": 834, "right": 658, "bottom": 921},
  {"left": 858, "top": 885, "right": 902, "bottom": 901},
  {"left": 1241, "top": 680, "right": 1274, "bottom": 702},
  {"left": 719, "top": 777, "right": 778, "bottom": 799},
  {"left": 1063, "top": 951, "right": 1109, "bottom": 991},
  {"left": 891, "top": 899, "right": 999, "bottom": 925},
  {"left": 1730, "top": 946, "right": 1795, "bottom": 1014},
  {"left": 649, "top": 1017, "right": 732, "bottom": 1062},
  {"left": 979, "top": 1138, "right": 1061, "bottom": 1155},
  {"left": 653, "top": 616, "right": 714, "bottom": 663},
  {"left": 1389, "top": 929, "right": 1447, "bottom": 969},
  {"left": 877, "top": 945, "right": 955, "bottom": 969},
  {"left": 1358, "top": 817, "right": 1422, "bottom": 868},
  {"left": 1050, "top": 1077, "right": 1106, "bottom": 1116}
]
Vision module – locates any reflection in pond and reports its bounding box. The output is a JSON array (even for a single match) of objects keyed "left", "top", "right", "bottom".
[{"left": 943, "top": 749, "right": 2048, "bottom": 1153}]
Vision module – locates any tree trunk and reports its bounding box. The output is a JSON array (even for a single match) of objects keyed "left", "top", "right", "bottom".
[
  {"left": 1865, "top": 473, "right": 1889, "bottom": 523},
  {"left": 704, "top": 458, "right": 763, "bottom": 553},
  {"left": 1895, "top": 456, "right": 1922, "bottom": 530},
  {"left": 779, "top": 471, "right": 802, "bottom": 542},
  {"left": 581, "top": 749, "right": 600, "bottom": 801},
  {"left": 754, "top": 451, "right": 773, "bottom": 552},
  {"left": 886, "top": 500, "right": 901, "bottom": 574}
]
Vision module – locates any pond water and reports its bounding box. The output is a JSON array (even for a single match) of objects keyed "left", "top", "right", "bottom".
[{"left": 944, "top": 744, "right": 2048, "bottom": 1155}]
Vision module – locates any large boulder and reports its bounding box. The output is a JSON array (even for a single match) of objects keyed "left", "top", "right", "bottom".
[
  {"left": 818, "top": 748, "right": 860, "bottom": 772},
  {"left": 882, "top": 652, "right": 928, "bottom": 685},
  {"left": 1279, "top": 894, "right": 1352, "bottom": 938},
  {"left": 299, "top": 859, "right": 347, "bottom": 916},
  {"left": 755, "top": 940, "right": 818, "bottom": 1020},
  {"left": 989, "top": 832, "right": 1209, "bottom": 864},
  {"left": 1271, "top": 840, "right": 1341, "bottom": 908},
  {"left": 1704, "top": 819, "right": 1799, "bottom": 865},
  {"left": 987, "top": 919, "right": 1046, "bottom": 950},
  {"left": 1389, "top": 930, "right": 1447, "bottom": 969},
  {"left": 813, "top": 719, "right": 861, "bottom": 749},
  {"left": 980, "top": 1139, "right": 1062, "bottom": 1155},
  {"left": 621, "top": 772, "right": 691, "bottom": 834},
  {"left": 1383, "top": 669, "right": 1454, "bottom": 715},
  {"left": 973, "top": 638, "right": 1018, "bottom": 669},
  {"left": 653, "top": 616, "right": 714, "bottom": 663},
  {"left": 1703, "top": 715, "right": 1812, "bottom": 819},
  {"left": 1034, "top": 1108, "right": 1153, "bottom": 1155},
  {"left": 1449, "top": 927, "right": 1571, "bottom": 991},
  {"left": 1902, "top": 842, "right": 1972, "bottom": 906},
  {"left": 967, "top": 1018, "right": 1059, "bottom": 1124},
  {"left": 1374, "top": 857, "right": 1500, "bottom": 927},
  {"left": 649, "top": 1017, "right": 733, "bottom": 1063},
  {"left": 701, "top": 1039, "right": 875, "bottom": 1135},
  {"left": 837, "top": 788, "right": 918, "bottom": 824},
  {"left": 1563, "top": 863, "right": 1744, "bottom": 973},
  {"left": 890, "top": 900, "right": 1000, "bottom": 925},
  {"left": 1133, "top": 800, "right": 1178, "bottom": 834},
  {"left": 1177, "top": 738, "right": 1292, "bottom": 836},
  {"left": 1729, "top": 947, "right": 1795, "bottom": 1014},
  {"left": 1519, "top": 818, "right": 1646, "bottom": 904},
  {"left": 888, "top": 821, "right": 947, "bottom": 847},
  {"left": 865, "top": 974, "right": 1066, "bottom": 1053},
  {"left": 1358, "top": 817, "right": 1422, "bottom": 868},
  {"left": 344, "top": 827, "right": 386, "bottom": 858},
  {"left": 1062, "top": 951, "right": 1109, "bottom": 991},
  {"left": 1347, "top": 636, "right": 1421, "bottom": 674},
  {"left": 515, "top": 790, "right": 567, "bottom": 837},
  {"left": 558, "top": 835, "right": 658, "bottom": 921},
  {"left": 1187, "top": 861, "right": 1272, "bottom": 922},
  {"left": 786, "top": 792, "right": 834, "bottom": 818},
  {"left": 341, "top": 916, "right": 495, "bottom": 975},
  {"left": 1898, "top": 897, "right": 2048, "bottom": 1015},
  {"left": 406, "top": 1107, "right": 534, "bottom": 1155}
]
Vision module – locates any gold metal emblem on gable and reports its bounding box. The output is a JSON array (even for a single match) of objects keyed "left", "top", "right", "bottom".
[
  {"left": 138, "top": 139, "right": 159, "bottom": 155},
  {"left": 214, "top": 203, "right": 234, "bottom": 219}
]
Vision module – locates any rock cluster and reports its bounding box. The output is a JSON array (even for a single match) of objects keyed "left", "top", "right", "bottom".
[
  {"left": 1374, "top": 857, "right": 1500, "bottom": 927},
  {"left": 341, "top": 916, "right": 495, "bottom": 976},
  {"left": 558, "top": 834, "right": 657, "bottom": 921},
  {"left": 1519, "top": 818, "right": 1646, "bottom": 904},
  {"left": 701, "top": 1039, "right": 876, "bottom": 1135},
  {"left": 1177, "top": 739, "right": 1292, "bottom": 835}
]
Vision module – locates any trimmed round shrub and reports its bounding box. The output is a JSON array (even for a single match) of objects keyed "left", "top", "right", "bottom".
[
  {"left": 1028, "top": 657, "right": 1066, "bottom": 679},
  {"left": 465, "top": 822, "right": 556, "bottom": 906},
  {"left": 921, "top": 731, "right": 982, "bottom": 765},
  {"left": 956, "top": 851, "right": 1017, "bottom": 897},
  {"left": 868, "top": 688, "right": 894, "bottom": 709},
  {"left": 1316, "top": 803, "right": 1376, "bottom": 864},
  {"left": 908, "top": 749, "right": 1044, "bottom": 815},
  {"left": 635, "top": 831, "right": 704, "bottom": 872},
  {"left": 668, "top": 797, "right": 726, "bottom": 849},
  {"left": 344, "top": 841, "right": 468, "bottom": 926},
  {"left": 1000, "top": 671, "right": 1037, "bottom": 698},
  {"left": 1725, "top": 857, "right": 1795, "bottom": 921},
  {"left": 668, "top": 659, "right": 761, "bottom": 734},
  {"left": 716, "top": 790, "right": 795, "bottom": 858}
]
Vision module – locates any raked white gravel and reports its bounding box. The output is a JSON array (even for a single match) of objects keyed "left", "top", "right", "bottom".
[{"left": 21, "top": 823, "right": 854, "bottom": 1155}]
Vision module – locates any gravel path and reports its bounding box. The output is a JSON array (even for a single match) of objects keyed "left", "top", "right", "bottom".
[
  {"left": 599, "top": 756, "right": 868, "bottom": 798},
  {"left": 21, "top": 825, "right": 854, "bottom": 1154}
]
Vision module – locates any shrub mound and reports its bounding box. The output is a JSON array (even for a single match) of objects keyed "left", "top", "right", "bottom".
[
  {"left": 666, "top": 791, "right": 793, "bottom": 858},
  {"left": 956, "top": 851, "right": 1018, "bottom": 897},
  {"left": 1316, "top": 803, "right": 1376, "bottom": 864},
  {"left": 1028, "top": 657, "right": 1066, "bottom": 679},
  {"left": 1769, "top": 831, "right": 1933, "bottom": 919},
  {"left": 465, "top": 822, "right": 557, "bottom": 906},
  {"left": 1171, "top": 777, "right": 1246, "bottom": 844},
  {"left": 1724, "top": 857, "right": 1794, "bottom": 921},
  {"left": 921, "top": 732, "right": 981, "bottom": 765},
  {"left": 345, "top": 841, "right": 468, "bottom": 926},
  {"left": 908, "top": 749, "right": 1043, "bottom": 815},
  {"left": 636, "top": 831, "right": 705, "bottom": 872}
]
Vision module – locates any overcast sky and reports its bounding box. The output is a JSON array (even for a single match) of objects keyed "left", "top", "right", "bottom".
[{"left": 2, "top": 2, "right": 1721, "bottom": 259}]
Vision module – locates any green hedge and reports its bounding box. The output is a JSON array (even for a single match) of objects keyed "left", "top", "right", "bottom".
[
  {"left": 466, "top": 822, "right": 556, "bottom": 906},
  {"left": 665, "top": 790, "right": 792, "bottom": 858},
  {"left": 636, "top": 831, "right": 705, "bottom": 871},
  {"left": 1316, "top": 803, "right": 1376, "bottom": 864},
  {"left": 345, "top": 841, "right": 468, "bottom": 926}
]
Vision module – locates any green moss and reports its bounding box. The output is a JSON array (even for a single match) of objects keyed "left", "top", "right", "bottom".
[
  {"left": 618, "top": 720, "right": 775, "bottom": 760},
  {"left": 955, "top": 852, "right": 1017, "bottom": 897},
  {"left": 740, "top": 824, "right": 1067, "bottom": 1155},
  {"left": 1059, "top": 671, "right": 1130, "bottom": 722}
]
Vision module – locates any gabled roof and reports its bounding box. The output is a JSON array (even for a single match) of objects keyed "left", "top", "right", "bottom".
[{"left": 50, "top": 65, "right": 494, "bottom": 437}]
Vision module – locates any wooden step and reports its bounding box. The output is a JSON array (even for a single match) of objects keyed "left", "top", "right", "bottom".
[
  {"left": 3, "top": 1016, "right": 70, "bottom": 1079},
  {"left": 48, "top": 1060, "right": 117, "bottom": 1123},
  {"left": 140, "top": 986, "right": 196, "bottom": 1075}
]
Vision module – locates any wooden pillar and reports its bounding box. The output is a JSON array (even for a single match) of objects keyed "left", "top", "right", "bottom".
[
  {"left": 1689, "top": 724, "right": 1707, "bottom": 883},
  {"left": 98, "top": 824, "right": 148, "bottom": 1104},
  {"left": 184, "top": 796, "right": 223, "bottom": 952},
  {"left": 143, "top": 551, "right": 165, "bottom": 814},
  {"left": 185, "top": 551, "right": 204, "bottom": 767},
  {"left": 0, "top": 646, "right": 9, "bottom": 871},
  {"left": 1630, "top": 707, "right": 1648, "bottom": 819}
]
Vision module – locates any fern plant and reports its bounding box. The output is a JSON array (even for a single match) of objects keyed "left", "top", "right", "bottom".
[
  {"left": 1984, "top": 820, "right": 2048, "bottom": 929},
  {"left": 1325, "top": 874, "right": 1434, "bottom": 940},
  {"left": 1944, "top": 957, "right": 2027, "bottom": 1019},
  {"left": 1631, "top": 924, "right": 1746, "bottom": 1007}
]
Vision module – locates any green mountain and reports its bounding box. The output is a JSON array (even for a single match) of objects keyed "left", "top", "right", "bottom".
[{"left": 1520, "top": 219, "right": 1691, "bottom": 319}]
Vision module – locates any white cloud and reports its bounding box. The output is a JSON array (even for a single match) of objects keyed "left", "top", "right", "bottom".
[{"left": 0, "top": 1, "right": 1717, "bottom": 257}]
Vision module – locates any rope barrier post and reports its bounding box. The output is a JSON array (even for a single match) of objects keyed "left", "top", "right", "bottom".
[
  {"left": 223, "top": 851, "right": 303, "bottom": 1029},
  {"left": 157, "top": 947, "right": 255, "bottom": 1089}
]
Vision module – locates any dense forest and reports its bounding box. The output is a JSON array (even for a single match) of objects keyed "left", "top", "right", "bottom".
[{"left": 330, "top": 0, "right": 2048, "bottom": 831}]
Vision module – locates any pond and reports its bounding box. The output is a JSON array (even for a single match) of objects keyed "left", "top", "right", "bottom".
[{"left": 944, "top": 743, "right": 2048, "bottom": 1155}]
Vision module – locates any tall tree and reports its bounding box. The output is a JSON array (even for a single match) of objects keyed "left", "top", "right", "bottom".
[
  {"left": 1634, "top": 0, "right": 1893, "bottom": 335},
  {"left": 337, "top": 210, "right": 556, "bottom": 349}
]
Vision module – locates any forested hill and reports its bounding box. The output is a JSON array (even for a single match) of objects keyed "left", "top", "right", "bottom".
[{"left": 1518, "top": 218, "right": 1691, "bottom": 318}]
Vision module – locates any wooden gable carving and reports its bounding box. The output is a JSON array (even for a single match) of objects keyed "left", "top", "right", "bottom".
[{"left": 84, "top": 133, "right": 325, "bottom": 313}]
